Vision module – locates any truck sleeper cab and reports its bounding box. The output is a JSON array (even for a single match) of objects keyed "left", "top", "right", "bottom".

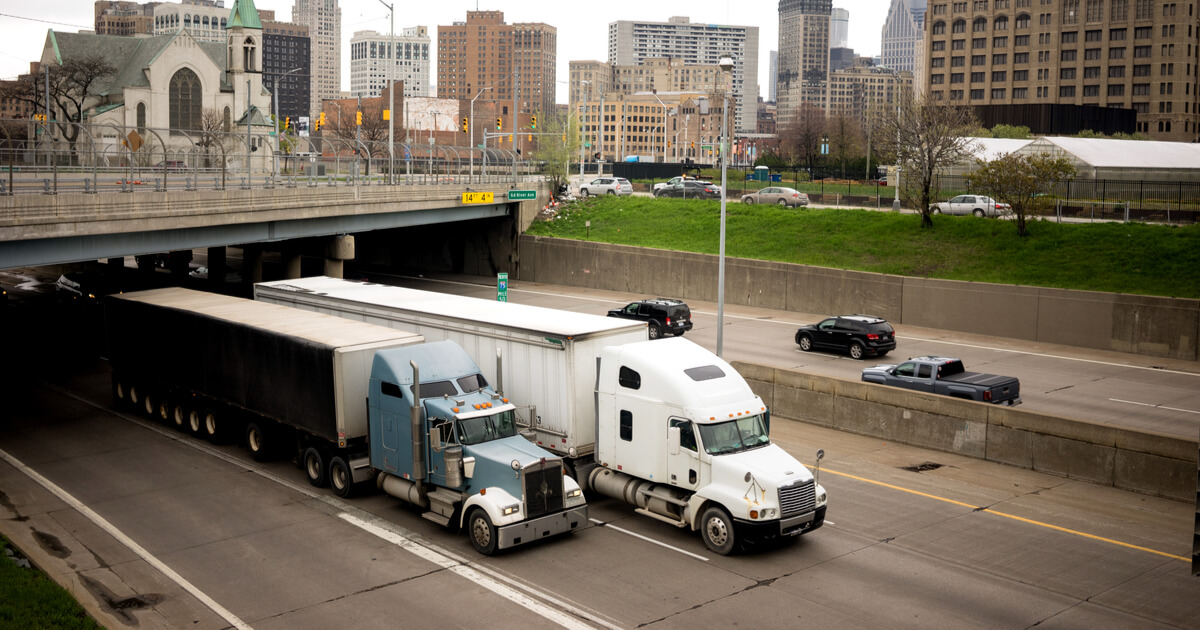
[
  {"left": 591, "top": 338, "right": 827, "bottom": 554},
  {"left": 369, "top": 341, "right": 587, "bottom": 555}
]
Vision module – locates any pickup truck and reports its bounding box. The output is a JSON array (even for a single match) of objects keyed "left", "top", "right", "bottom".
[{"left": 861, "top": 356, "right": 1021, "bottom": 405}]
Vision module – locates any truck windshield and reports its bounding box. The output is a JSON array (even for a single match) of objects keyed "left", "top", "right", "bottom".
[
  {"left": 697, "top": 415, "right": 771, "bottom": 455},
  {"left": 456, "top": 410, "right": 519, "bottom": 445}
]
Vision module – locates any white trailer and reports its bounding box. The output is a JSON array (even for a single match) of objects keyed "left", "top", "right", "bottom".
[{"left": 254, "top": 277, "right": 647, "bottom": 462}]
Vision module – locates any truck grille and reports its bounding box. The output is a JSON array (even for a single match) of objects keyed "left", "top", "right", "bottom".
[
  {"left": 778, "top": 479, "right": 816, "bottom": 518},
  {"left": 524, "top": 461, "right": 565, "bottom": 518}
]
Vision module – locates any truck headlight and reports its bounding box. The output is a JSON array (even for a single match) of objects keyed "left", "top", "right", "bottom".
[
  {"left": 502, "top": 504, "right": 520, "bottom": 516},
  {"left": 816, "top": 484, "right": 827, "bottom": 508},
  {"left": 567, "top": 488, "right": 582, "bottom": 499}
]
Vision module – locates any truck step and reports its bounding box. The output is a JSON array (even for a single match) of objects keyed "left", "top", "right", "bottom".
[
  {"left": 634, "top": 507, "right": 687, "bottom": 528},
  {"left": 425, "top": 488, "right": 462, "bottom": 519},
  {"left": 635, "top": 486, "right": 689, "bottom": 507},
  {"left": 421, "top": 511, "right": 452, "bottom": 527}
]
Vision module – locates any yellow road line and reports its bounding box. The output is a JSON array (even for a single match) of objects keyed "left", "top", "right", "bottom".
[{"left": 818, "top": 467, "right": 1190, "bottom": 562}]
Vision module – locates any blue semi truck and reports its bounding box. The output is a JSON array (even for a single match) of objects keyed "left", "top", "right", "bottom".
[{"left": 105, "top": 288, "right": 586, "bottom": 554}]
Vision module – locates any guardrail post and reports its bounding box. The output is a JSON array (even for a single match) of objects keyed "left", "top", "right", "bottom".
[
  {"left": 83, "top": 179, "right": 91, "bottom": 194},
  {"left": 155, "top": 177, "right": 164, "bottom": 192},
  {"left": 42, "top": 179, "right": 54, "bottom": 195}
]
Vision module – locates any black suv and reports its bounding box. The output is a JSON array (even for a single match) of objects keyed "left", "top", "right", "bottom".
[
  {"left": 795, "top": 315, "right": 896, "bottom": 359},
  {"left": 607, "top": 298, "right": 693, "bottom": 339}
]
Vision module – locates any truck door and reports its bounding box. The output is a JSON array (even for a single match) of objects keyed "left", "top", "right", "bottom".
[
  {"left": 425, "top": 414, "right": 455, "bottom": 487},
  {"left": 913, "top": 363, "right": 937, "bottom": 393},
  {"left": 667, "top": 418, "right": 701, "bottom": 490},
  {"left": 376, "top": 381, "right": 407, "bottom": 474}
]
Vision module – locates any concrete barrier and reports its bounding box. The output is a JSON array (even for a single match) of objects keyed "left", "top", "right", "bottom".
[
  {"left": 736, "top": 361, "right": 1198, "bottom": 501},
  {"left": 518, "top": 236, "right": 1200, "bottom": 361}
]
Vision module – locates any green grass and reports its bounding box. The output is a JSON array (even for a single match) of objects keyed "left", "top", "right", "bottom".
[
  {"left": 527, "top": 196, "right": 1200, "bottom": 299},
  {"left": 0, "top": 537, "right": 101, "bottom": 629}
]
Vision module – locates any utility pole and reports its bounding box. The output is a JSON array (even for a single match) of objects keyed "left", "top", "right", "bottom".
[
  {"left": 512, "top": 68, "right": 519, "bottom": 183},
  {"left": 245, "top": 79, "right": 251, "bottom": 184},
  {"left": 43, "top": 66, "right": 50, "bottom": 168}
]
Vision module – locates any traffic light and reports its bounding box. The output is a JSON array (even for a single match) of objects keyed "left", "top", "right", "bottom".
[
  {"left": 691, "top": 141, "right": 695, "bottom": 149},
  {"left": 531, "top": 115, "right": 537, "bottom": 129},
  {"left": 356, "top": 111, "right": 362, "bottom": 125},
  {"left": 284, "top": 116, "right": 290, "bottom": 131},
  {"left": 667, "top": 140, "right": 672, "bottom": 148},
  {"left": 528, "top": 134, "right": 532, "bottom": 142},
  {"left": 319, "top": 112, "right": 326, "bottom": 127},
  {"left": 593, "top": 152, "right": 600, "bottom": 161},
  {"left": 508, "top": 134, "right": 513, "bottom": 143},
  {"left": 562, "top": 133, "right": 567, "bottom": 142},
  {"left": 496, "top": 117, "right": 502, "bottom": 130},
  {"left": 461, "top": 117, "right": 468, "bottom": 132}
]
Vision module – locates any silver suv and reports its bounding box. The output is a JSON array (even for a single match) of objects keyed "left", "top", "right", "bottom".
[{"left": 580, "top": 177, "right": 633, "bottom": 197}]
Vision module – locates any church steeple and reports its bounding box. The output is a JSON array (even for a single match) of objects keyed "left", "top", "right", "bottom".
[{"left": 226, "top": 0, "right": 263, "bottom": 30}]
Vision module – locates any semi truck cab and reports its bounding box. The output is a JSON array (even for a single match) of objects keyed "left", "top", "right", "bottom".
[{"left": 369, "top": 341, "right": 587, "bottom": 555}]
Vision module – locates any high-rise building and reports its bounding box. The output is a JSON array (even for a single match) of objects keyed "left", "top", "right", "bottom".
[
  {"left": 923, "top": 0, "right": 1199, "bottom": 140},
  {"left": 152, "top": 0, "right": 258, "bottom": 43},
  {"left": 94, "top": 1, "right": 158, "bottom": 36},
  {"left": 607, "top": 16, "right": 760, "bottom": 134},
  {"left": 769, "top": 50, "right": 778, "bottom": 102},
  {"left": 292, "top": 0, "right": 340, "bottom": 120},
  {"left": 350, "top": 27, "right": 430, "bottom": 100},
  {"left": 568, "top": 57, "right": 725, "bottom": 107},
  {"left": 881, "top": 0, "right": 927, "bottom": 88},
  {"left": 262, "top": 18, "right": 310, "bottom": 123},
  {"left": 777, "top": 0, "right": 832, "bottom": 129},
  {"left": 437, "top": 11, "right": 556, "bottom": 116},
  {"left": 831, "top": 8, "right": 850, "bottom": 49},
  {"left": 826, "top": 66, "right": 914, "bottom": 125},
  {"left": 569, "top": 60, "right": 613, "bottom": 106}
]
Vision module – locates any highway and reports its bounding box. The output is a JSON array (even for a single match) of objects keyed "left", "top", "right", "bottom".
[
  {"left": 0, "top": 271, "right": 1197, "bottom": 628},
  {"left": 369, "top": 272, "right": 1200, "bottom": 440}
]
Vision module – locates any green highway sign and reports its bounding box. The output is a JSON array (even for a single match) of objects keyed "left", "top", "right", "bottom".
[
  {"left": 497, "top": 272, "right": 508, "bottom": 302},
  {"left": 585, "top": 142, "right": 591, "bottom": 147},
  {"left": 508, "top": 190, "right": 536, "bottom": 201}
]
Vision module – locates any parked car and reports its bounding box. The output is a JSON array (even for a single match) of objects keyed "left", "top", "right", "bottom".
[
  {"left": 655, "top": 180, "right": 721, "bottom": 199},
  {"left": 580, "top": 177, "right": 633, "bottom": 197},
  {"left": 652, "top": 176, "right": 697, "bottom": 194},
  {"left": 155, "top": 160, "right": 187, "bottom": 170},
  {"left": 741, "top": 187, "right": 809, "bottom": 207},
  {"left": 606, "top": 298, "right": 693, "bottom": 339},
  {"left": 930, "top": 195, "right": 1011, "bottom": 217},
  {"left": 188, "top": 266, "right": 244, "bottom": 284},
  {"left": 861, "top": 356, "right": 1022, "bottom": 405},
  {"left": 795, "top": 315, "right": 896, "bottom": 360}
]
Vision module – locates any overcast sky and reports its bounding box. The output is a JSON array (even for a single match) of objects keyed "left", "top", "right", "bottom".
[{"left": 0, "top": 0, "right": 890, "bottom": 102}]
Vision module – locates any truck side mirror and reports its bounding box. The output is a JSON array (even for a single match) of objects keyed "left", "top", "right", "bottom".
[
  {"left": 667, "top": 426, "right": 680, "bottom": 455},
  {"left": 462, "top": 456, "right": 476, "bottom": 479},
  {"left": 429, "top": 427, "right": 443, "bottom": 452}
]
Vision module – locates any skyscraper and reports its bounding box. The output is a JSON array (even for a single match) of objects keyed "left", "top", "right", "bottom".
[
  {"left": 831, "top": 8, "right": 850, "bottom": 49},
  {"left": 437, "top": 11, "right": 556, "bottom": 116},
  {"left": 350, "top": 27, "right": 430, "bottom": 100},
  {"left": 777, "top": 0, "right": 832, "bottom": 129},
  {"left": 881, "top": 0, "right": 926, "bottom": 88},
  {"left": 769, "top": 50, "right": 778, "bottom": 102},
  {"left": 608, "top": 16, "right": 760, "bottom": 134},
  {"left": 292, "top": 0, "right": 340, "bottom": 119}
]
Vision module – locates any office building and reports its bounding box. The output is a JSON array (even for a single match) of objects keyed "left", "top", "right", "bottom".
[
  {"left": 569, "top": 60, "right": 613, "bottom": 106},
  {"left": 350, "top": 27, "right": 431, "bottom": 100},
  {"left": 437, "top": 11, "right": 556, "bottom": 116},
  {"left": 923, "top": 0, "right": 1199, "bottom": 140},
  {"left": 831, "top": 8, "right": 850, "bottom": 48},
  {"left": 881, "top": 0, "right": 927, "bottom": 88},
  {"left": 607, "top": 16, "right": 759, "bottom": 134},
  {"left": 769, "top": 50, "right": 778, "bottom": 102},
  {"left": 292, "top": 0, "right": 340, "bottom": 120},
  {"left": 568, "top": 57, "right": 726, "bottom": 109},
  {"left": 826, "top": 65, "right": 915, "bottom": 125},
  {"left": 577, "top": 90, "right": 736, "bottom": 163},
  {"left": 262, "top": 18, "right": 310, "bottom": 123},
  {"left": 777, "top": 0, "right": 832, "bottom": 129},
  {"left": 94, "top": 1, "right": 158, "bottom": 36}
]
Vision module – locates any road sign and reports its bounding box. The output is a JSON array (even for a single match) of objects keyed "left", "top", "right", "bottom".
[
  {"left": 584, "top": 142, "right": 591, "bottom": 148},
  {"left": 462, "top": 192, "right": 494, "bottom": 204},
  {"left": 507, "top": 190, "right": 536, "bottom": 201},
  {"left": 497, "top": 272, "right": 508, "bottom": 302},
  {"left": 403, "top": 147, "right": 411, "bottom": 161}
]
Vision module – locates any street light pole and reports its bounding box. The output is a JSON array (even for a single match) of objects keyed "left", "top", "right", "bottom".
[
  {"left": 883, "top": 66, "right": 902, "bottom": 212},
  {"left": 651, "top": 93, "right": 669, "bottom": 163},
  {"left": 469, "top": 87, "right": 492, "bottom": 183},
  {"left": 579, "top": 81, "right": 590, "bottom": 182},
  {"left": 717, "top": 56, "right": 734, "bottom": 358},
  {"left": 378, "top": 0, "right": 395, "bottom": 185},
  {"left": 271, "top": 67, "right": 304, "bottom": 180}
]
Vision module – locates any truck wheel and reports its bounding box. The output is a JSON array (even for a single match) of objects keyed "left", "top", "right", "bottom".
[
  {"left": 129, "top": 385, "right": 141, "bottom": 408},
  {"left": 467, "top": 507, "right": 498, "bottom": 556},
  {"left": 173, "top": 404, "right": 188, "bottom": 431},
  {"left": 203, "top": 410, "right": 227, "bottom": 443},
  {"left": 648, "top": 323, "right": 661, "bottom": 340},
  {"left": 187, "top": 408, "right": 204, "bottom": 437},
  {"left": 304, "top": 447, "right": 328, "bottom": 487},
  {"left": 142, "top": 392, "right": 157, "bottom": 418},
  {"left": 798, "top": 334, "right": 814, "bottom": 352},
  {"left": 157, "top": 399, "right": 170, "bottom": 423},
  {"left": 700, "top": 506, "right": 737, "bottom": 555},
  {"left": 848, "top": 341, "right": 865, "bottom": 360},
  {"left": 246, "top": 422, "right": 272, "bottom": 462},
  {"left": 114, "top": 379, "right": 129, "bottom": 406},
  {"left": 329, "top": 457, "right": 354, "bottom": 498}
]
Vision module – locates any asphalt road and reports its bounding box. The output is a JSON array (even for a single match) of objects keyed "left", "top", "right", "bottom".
[
  {"left": 2, "top": 269, "right": 1199, "bottom": 628},
  {"left": 368, "top": 272, "right": 1200, "bottom": 441}
]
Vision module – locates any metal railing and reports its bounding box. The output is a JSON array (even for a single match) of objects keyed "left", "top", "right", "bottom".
[{"left": 0, "top": 118, "right": 545, "bottom": 195}]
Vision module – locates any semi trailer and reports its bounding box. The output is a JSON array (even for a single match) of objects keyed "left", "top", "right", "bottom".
[
  {"left": 104, "top": 288, "right": 587, "bottom": 554},
  {"left": 256, "top": 277, "right": 827, "bottom": 554}
]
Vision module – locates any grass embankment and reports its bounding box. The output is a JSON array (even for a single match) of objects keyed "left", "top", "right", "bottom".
[
  {"left": 0, "top": 537, "right": 101, "bottom": 629},
  {"left": 527, "top": 196, "right": 1200, "bottom": 299}
]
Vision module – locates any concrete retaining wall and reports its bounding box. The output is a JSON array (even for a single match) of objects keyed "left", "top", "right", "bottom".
[
  {"left": 736, "top": 361, "right": 1198, "bottom": 501},
  {"left": 518, "top": 236, "right": 1200, "bottom": 361}
]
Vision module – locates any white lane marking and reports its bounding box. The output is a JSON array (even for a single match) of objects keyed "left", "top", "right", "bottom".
[
  {"left": 340, "top": 514, "right": 597, "bottom": 630},
  {"left": 0, "top": 447, "right": 252, "bottom": 630},
  {"left": 588, "top": 518, "right": 709, "bottom": 562},
  {"left": 1109, "top": 398, "right": 1200, "bottom": 415},
  {"left": 51, "top": 386, "right": 614, "bottom": 630},
  {"left": 388, "top": 274, "right": 1200, "bottom": 379}
]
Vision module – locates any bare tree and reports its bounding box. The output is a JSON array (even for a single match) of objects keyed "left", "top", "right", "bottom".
[
  {"left": 878, "top": 89, "right": 979, "bottom": 228},
  {"left": 826, "top": 112, "right": 863, "bottom": 179},
  {"left": 778, "top": 101, "right": 825, "bottom": 177},
  {"left": 967, "top": 152, "right": 1077, "bottom": 237},
  {"left": 0, "top": 55, "right": 118, "bottom": 160},
  {"left": 530, "top": 111, "right": 581, "bottom": 199}
]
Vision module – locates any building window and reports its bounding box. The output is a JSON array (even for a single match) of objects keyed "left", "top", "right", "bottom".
[
  {"left": 972, "top": 71, "right": 986, "bottom": 82},
  {"left": 970, "top": 89, "right": 985, "bottom": 99},
  {"left": 1062, "top": 31, "right": 1078, "bottom": 43},
  {"left": 932, "top": 57, "right": 947, "bottom": 67},
  {"left": 1135, "top": 0, "right": 1152, "bottom": 18},
  {"left": 951, "top": 72, "right": 965, "bottom": 83},
  {"left": 933, "top": 21, "right": 947, "bottom": 34},
  {"left": 992, "top": 88, "right": 1007, "bottom": 98},
  {"left": 1083, "top": 85, "right": 1100, "bottom": 96},
  {"left": 995, "top": 16, "right": 1009, "bottom": 30},
  {"left": 136, "top": 102, "right": 146, "bottom": 134},
  {"left": 1061, "top": 50, "right": 1077, "bottom": 61},
  {"left": 950, "top": 89, "right": 964, "bottom": 99},
  {"left": 953, "top": 56, "right": 966, "bottom": 66},
  {"left": 1108, "top": 84, "right": 1125, "bottom": 96},
  {"left": 931, "top": 73, "right": 946, "bottom": 84},
  {"left": 1133, "top": 64, "right": 1151, "bottom": 76},
  {"left": 973, "top": 37, "right": 988, "bottom": 49},
  {"left": 994, "top": 53, "right": 1008, "bottom": 64},
  {"left": 1014, "top": 69, "right": 1029, "bottom": 80},
  {"left": 1109, "top": 65, "right": 1126, "bottom": 77},
  {"left": 953, "top": 19, "right": 967, "bottom": 33},
  {"left": 1110, "top": 47, "right": 1125, "bottom": 59},
  {"left": 973, "top": 17, "right": 987, "bottom": 31},
  {"left": 1111, "top": 0, "right": 1127, "bottom": 19},
  {"left": 1015, "top": 13, "right": 1031, "bottom": 27},
  {"left": 1132, "top": 83, "right": 1149, "bottom": 94},
  {"left": 1085, "top": 66, "right": 1102, "bottom": 77},
  {"left": 933, "top": 40, "right": 947, "bottom": 51},
  {"left": 1013, "top": 87, "right": 1028, "bottom": 98},
  {"left": 1015, "top": 34, "right": 1030, "bottom": 46},
  {"left": 972, "top": 54, "right": 987, "bottom": 65},
  {"left": 1060, "top": 85, "right": 1076, "bottom": 97},
  {"left": 169, "top": 67, "right": 202, "bottom": 133},
  {"left": 1061, "top": 67, "right": 1077, "bottom": 79},
  {"left": 953, "top": 39, "right": 967, "bottom": 50}
]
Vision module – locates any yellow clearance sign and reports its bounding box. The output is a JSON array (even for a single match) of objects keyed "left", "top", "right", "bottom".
[{"left": 462, "top": 192, "right": 494, "bottom": 204}]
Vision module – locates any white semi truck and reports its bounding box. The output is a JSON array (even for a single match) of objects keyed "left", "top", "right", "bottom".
[{"left": 255, "top": 277, "right": 827, "bottom": 554}]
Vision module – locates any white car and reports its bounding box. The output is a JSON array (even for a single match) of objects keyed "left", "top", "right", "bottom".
[
  {"left": 931, "top": 195, "right": 1012, "bottom": 217},
  {"left": 580, "top": 177, "right": 633, "bottom": 197},
  {"left": 652, "top": 176, "right": 721, "bottom": 196}
]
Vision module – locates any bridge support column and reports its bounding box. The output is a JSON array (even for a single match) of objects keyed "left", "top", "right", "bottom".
[
  {"left": 168, "top": 250, "right": 192, "bottom": 277},
  {"left": 243, "top": 245, "right": 263, "bottom": 284},
  {"left": 323, "top": 234, "right": 355, "bottom": 279},
  {"left": 207, "top": 247, "right": 226, "bottom": 286},
  {"left": 284, "top": 253, "right": 302, "bottom": 279}
]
